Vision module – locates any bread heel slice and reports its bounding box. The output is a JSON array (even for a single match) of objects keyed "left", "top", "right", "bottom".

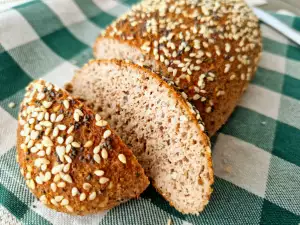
[
  {"left": 17, "top": 79, "right": 149, "bottom": 215},
  {"left": 70, "top": 59, "right": 214, "bottom": 214}
]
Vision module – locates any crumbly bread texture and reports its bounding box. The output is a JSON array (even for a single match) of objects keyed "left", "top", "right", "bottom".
[
  {"left": 94, "top": 0, "right": 262, "bottom": 136},
  {"left": 69, "top": 59, "right": 213, "bottom": 214},
  {"left": 16, "top": 79, "right": 149, "bottom": 215}
]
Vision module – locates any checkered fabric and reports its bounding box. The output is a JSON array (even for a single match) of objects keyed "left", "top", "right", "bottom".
[{"left": 0, "top": 0, "right": 299, "bottom": 224}]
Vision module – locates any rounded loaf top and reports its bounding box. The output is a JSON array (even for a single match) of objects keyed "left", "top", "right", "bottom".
[{"left": 98, "top": 0, "right": 262, "bottom": 135}]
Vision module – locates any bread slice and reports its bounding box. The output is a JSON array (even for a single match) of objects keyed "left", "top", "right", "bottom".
[
  {"left": 93, "top": 0, "right": 262, "bottom": 136},
  {"left": 69, "top": 59, "right": 214, "bottom": 214},
  {"left": 16, "top": 79, "right": 149, "bottom": 215}
]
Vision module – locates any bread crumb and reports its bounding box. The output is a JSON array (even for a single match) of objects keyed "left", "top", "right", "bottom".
[
  {"left": 167, "top": 218, "right": 172, "bottom": 225},
  {"left": 8, "top": 102, "right": 16, "bottom": 108}
]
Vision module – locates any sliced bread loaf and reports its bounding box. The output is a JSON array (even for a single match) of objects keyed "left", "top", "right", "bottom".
[
  {"left": 17, "top": 79, "right": 149, "bottom": 215},
  {"left": 94, "top": 0, "right": 262, "bottom": 136},
  {"left": 69, "top": 59, "right": 214, "bottom": 214}
]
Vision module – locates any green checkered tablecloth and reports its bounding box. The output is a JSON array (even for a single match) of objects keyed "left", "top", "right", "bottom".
[{"left": 0, "top": 0, "right": 300, "bottom": 224}]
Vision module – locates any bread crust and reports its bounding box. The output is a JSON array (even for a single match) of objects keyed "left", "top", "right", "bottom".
[
  {"left": 17, "top": 80, "right": 149, "bottom": 215},
  {"left": 94, "top": 0, "right": 262, "bottom": 136},
  {"left": 71, "top": 59, "right": 214, "bottom": 214}
]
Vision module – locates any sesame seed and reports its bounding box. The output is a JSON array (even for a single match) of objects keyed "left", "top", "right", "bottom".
[
  {"left": 51, "top": 164, "right": 64, "bottom": 175},
  {"left": 94, "top": 170, "right": 105, "bottom": 176},
  {"left": 50, "top": 113, "right": 56, "bottom": 122},
  {"left": 46, "top": 147, "right": 52, "bottom": 155},
  {"left": 57, "top": 124, "right": 66, "bottom": 131},
  {"left": 95, "top": 114, "right": 101, "bottom": 121},
  {"left": 66, "top": 144, "right": 71, "bottom": 153},
  {"left": 84, "top": 140, "right": 93, "bottom": 148},
  {"left": 88, "top": 192, "right": 96, "bottom": 201},
  {"left": 63, "top": 100, "right": 69, "bottom": 109},
  {"left": 50, "top": 199, "right": 58, "bottom": 206},
  {"left": 30, "top": 146, "right": 39, "bottom": 153},
  {"left": 35, "top": 176, "right": 43, "bottom": 185},
  {"left": 55, "top": 114, "right": 64, "bottom": 122},
  {"left": 65, "top": 205, "right": 73, "bottom": 212},
  {"left": 118, "top": 154, "right": 126, "bottom": 164},
  {"left": 61, "top": 199, "right": 69, "bottom": 206},
  {"left": 52, "top": 127, "right": 59, "bottom": 137},
  {"left": 50, "top": 183, "right": 57, "bottom": 192},
  {"left": 101, "top": 149, "right": 108, "bottom": 159},
  {"left": 75, "top": 109, "right": 83, "bottom": 116},
  {"left": 63, "top": 164, "right": 70, "bottom": 173},
  {"left": 65, "top": 136, "right": 74, "bottom": 145},
  {"left": 64, "top": 155, "right": 72, "bottom": 163},
  {"left": 230, "top": 74, "right": 236, "bottom": 80},
  {"left": 57, "top": 181, "right": 66, "bottom": 188},
  {"left": 74, "top": 113, "right": 80, "bottom": 122},
  {"left": 224, "top": 64, "right": 231, "bottom": 73},
  {"left": 93, "top": 145, "right": 100, "bottom": 154},
  {"left": 83, "top": 183, "right": 92, "bottom": 190},
  {"left": 99, "top": 177, "right": 109, "bottom": 184},
  {"left": 62, "top": 174, "right": 73, "bottom": 183},
  {"left": 79, "top": 193, "right": 86, "bottom": 201},
  {"left": 44, "top": 112, "right": 49, "bottom": 121},
  {"left": 72, "top": 187, "right": 79, "bottom": 196},
  {"left": 193, "top": 94, "right": 201, "bottom": 100},
  {"left": 57, "top": 136, "right": 64, "bottom": 144},
  {"left": 205, "top": 107, "right": 212, "bottom": 113},
  {"left": 71, "top": 142, "right": 80, "bottom": 148},
  {"left": 37, "top": 150, "right": 45, "bottom": 157},
  {"left": 93, "top": 154, "right": 101, "bottom": 164},
  {"left": 40, "top": 121, "right": 52, "bottom": 127},
  {"left": 53, "top": 174, "right": 61, "bottom": 182},
  {"left": 42, "top": 101, "right": 52, "bottom": 109},
  {"left": 103, "top": 130, "right": 111, "bottom": 139},
  {"left": 45, "top": 127, "right": 52, "bottom": 136},
  {"left": 25, "top": 172, "right": 31, "bottom": 179},
  {"left": 40, "top": 195, "right": 47, "bottom": 204},
  {"left": 67, "top": 125, "right": 74, "bottom": 134},
  {"left": 37, "top": 93, "right": 45, "bottom": 100},
  {"left": 54, "top": 196, "right": 63, "bottom": 202},
  {"left": 41, "top": 164, "right": 47, "bottom": 171}
]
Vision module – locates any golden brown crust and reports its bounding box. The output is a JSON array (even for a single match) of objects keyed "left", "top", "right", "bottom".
[
  {"left": 72, "top": 59, "right": 214, "bottom": 214},
  {"left": 94, "top": 0, "right": 262, "bottom": 136},
  {"left": 17, "top": 80, "right": 149, "bottom": 215}
]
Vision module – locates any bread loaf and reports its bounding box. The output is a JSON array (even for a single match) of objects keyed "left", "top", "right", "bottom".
[
  {"left": 16, "top": 79, "right": 149, "bottom": 215},
  {"left": 69, "top": 59, "right": 214, "bottom": 214},
  {"left": 94, "top": 0, "right": 262, "bottom": 136}
]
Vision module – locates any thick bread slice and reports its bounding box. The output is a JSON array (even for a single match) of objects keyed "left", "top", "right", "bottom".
[
  {"left": 94, "top": 0, "right": 262, "bottom": 136},
  {"left": 16, "top": 79, "right": 149, "bottom": 215},
  {"left": 69, "top": 59, "right": 214, "bottom": 214}
]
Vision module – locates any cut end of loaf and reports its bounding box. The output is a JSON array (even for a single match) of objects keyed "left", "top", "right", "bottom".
[{"left": 70, "top": 59, "right": 213, "bottom": 214}]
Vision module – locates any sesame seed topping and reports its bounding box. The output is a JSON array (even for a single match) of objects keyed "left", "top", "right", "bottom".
[
  {"left": 83, "top": 183, "right": 92, "bottom": 190},
  {"left": 88, "top": 192, "right": 97, "bottom": 201},
  {"left": 94, "top": 170, "right": 104, "bottom": 176},
  {"left": 61, "top": 199, "right": 69, "bottom": 206},
  {"left": 50, "top": 199, "right": 58, "bottom": 206},
  {"left": 50, "top": 183, "right": 57, "bottom": 192},
  {"left": 96, "top": 120, "right": 108, "bottom": 127},
  {"left": 118, "top": 154, "right": 127, "bottom": 164},
  {"left": 84, "top": 140, "right": 93, "bottom": 148},
  {"left": 65, "top": 205, "right": 73, "bottom": 212},
  {"left": 93, "top": 154, "right": 101, "bottom": 164},
  {"left": 103, "top": 130, "right": 111, "bottom": 139},
  {"left": 99, "top": 177, "right": 109, "bottom": 184},
  {"left": 42, "top": 101, "right": 52, "bottom": 109},
  {"left": 50, "top": 113, "right": 56, "bottom": 122},
  {"left": 55, "top": 114, "right": 64, "bottom": 122},
  {"left": 65, "top": 136, "right": 74, "bottom": 145},
  {"left": 72, "top": 187, "right": 79, "bottom": 196},
  {"left": 101, "top": 149, "right": 108, "bottom": 159},
  {"left": 54, "top": 196, "right": 63, "bottom": 202},
  {"left": 71, "top": 142, "right": 80, "bottom": 148},
  {"left": 62, "top": 174, "right": 73, "bottom": 183},
  {"left": 57, "top": 124, "right": 66, "bottom": 131},
  {"left": 57, "top": 181, "right": 66, "bottom": 188},
  {"left": 95, "top": 114, "right": 101, "bottom": 121},
  {"left": 63, "top": 100, "right": 69, "bottom": 109},
  {"left": 79, "top": 193, "right": 86, "bottom": 201},
  {"left": 67, "top": 125, "right": 74, "bottom": 134},
  {"left": 93, "top": 145, "right": 101, "bottom": 154}
]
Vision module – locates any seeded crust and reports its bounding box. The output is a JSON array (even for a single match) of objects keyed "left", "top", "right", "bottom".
[
  {"left": 94, "top": 0, "right": 262, "bottom": 136},
  {"left": 69, "top": 59, "right": 214, "bottom": 214},
  {"left": 16, "top": 80, "right": 149, "bottom": 215}
]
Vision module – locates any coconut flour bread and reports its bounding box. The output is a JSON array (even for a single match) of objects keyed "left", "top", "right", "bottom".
[
  {"left": 94, "top": 0, "right": 262, "bottom": 136},
  {"left": 16, "top": 79, "right": 149, "bottom": 215},
  {"left": 69, "top": 59, "right": 214, "bottom": 214}
]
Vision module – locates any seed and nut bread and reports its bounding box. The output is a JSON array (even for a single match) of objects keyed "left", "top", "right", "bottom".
[
  {"left": 69, "top": 59, "right": 213, "bottom": 214},
  {"left": 16, "top": 79, "right": 149, "bottom": 215},
  {"left": 94, "top": 0, "right": 262, "bottom": 136}
]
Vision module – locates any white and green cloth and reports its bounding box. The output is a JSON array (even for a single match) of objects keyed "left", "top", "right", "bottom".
[{"left": 0, "top": 0, "right": 299, "bottom": 224}]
